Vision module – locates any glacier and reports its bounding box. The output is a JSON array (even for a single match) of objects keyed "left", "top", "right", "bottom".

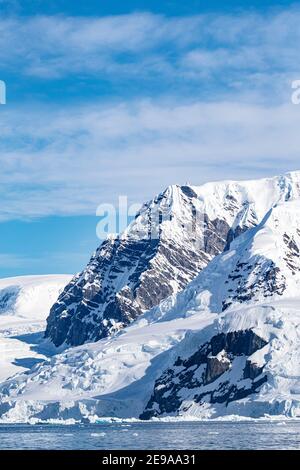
[{"left": 0, "top": 275, "right": 71, "bottom": 382}]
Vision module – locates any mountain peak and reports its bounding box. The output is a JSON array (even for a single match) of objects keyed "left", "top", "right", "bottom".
[{"left": 45, "top": 172, "right": 300, "bottom": 347}]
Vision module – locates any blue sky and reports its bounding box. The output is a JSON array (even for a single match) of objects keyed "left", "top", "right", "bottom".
[
  {"left": 0, "top": 0, "right": 300, "bottom": 277},
  {"left": 1, "top": 1, "right": 296, "bottom": 16}
]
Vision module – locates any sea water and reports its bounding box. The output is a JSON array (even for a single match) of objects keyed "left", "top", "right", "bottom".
[{"left": 0, "top": 421, "right": 299, "bottom": 450}]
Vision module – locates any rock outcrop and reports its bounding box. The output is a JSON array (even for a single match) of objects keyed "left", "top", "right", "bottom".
[{"left": 140, "top": 330, "right": 268, "bottom": 419}]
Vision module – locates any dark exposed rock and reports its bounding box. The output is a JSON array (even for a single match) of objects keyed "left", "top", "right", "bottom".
[
  {"left": 45, "top": 238, "right": 160, "bottom": 346},
  {"left": 225, "top": 225, "right": 250, "bottom": 251},
  {"left": 0, "top": 287, "right": 20, "bottom": 313},
  {"left": 203, "top": 216, "right": 231, "bottom": 257},
  {"left": 283, "top": 233, "right": 300, "bottom": 274},
  {"left": 140, "top": 329, "right": 268, "bottom": 419},
  {"left": 209, "top": 375, "right": 268, "bottom": 405},
  {"left": 210, "top": 330, "right": 268, "bottom": 356},
  {"left": 206, "top": 352, "right": 231, "bottom": 383},
  {"left": 222, "top": 260, "right": 287, "bottom": 311},
  {"left": 180, "top": 186, "right": 198, "bottom": 199},
  {"left": 243, "top": 360, "right": 265, "bottom": 380},
  {"left": 45, "top": 184, "right": 258, "bottom": 347}
]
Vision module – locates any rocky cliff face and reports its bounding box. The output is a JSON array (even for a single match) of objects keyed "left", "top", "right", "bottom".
[
  {"left": 45, "top": 172, "right": 300, "bottom": 347},
  {"left": 45, "top": 185, "right": 236, "bottom": 346},
  {"left": 140, "top": 329, "right": 268, "bottom": 419}
]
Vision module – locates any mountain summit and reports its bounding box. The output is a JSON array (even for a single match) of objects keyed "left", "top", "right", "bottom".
[{"left": 45, "top": 172, "right": 300, "bottom": 347}]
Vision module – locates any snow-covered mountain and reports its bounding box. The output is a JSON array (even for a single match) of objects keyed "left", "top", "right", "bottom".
[
  {"left": 45, "top": 185, "right": 230, "bottom": 347},
  {"left": 0, "top": 275, "right": 71, "bottom": 382},
  {"left": 45, "top": 172, "right": 300, "bottom": 347},
  {"left": 141, "top": 200, "right": 300, "bottom": 419},
  {"left": 0, "top": 275, "right": 72, "bottom": 321},
  {"left": 0, "top": 172, "right": 300, "bottom": 423}
]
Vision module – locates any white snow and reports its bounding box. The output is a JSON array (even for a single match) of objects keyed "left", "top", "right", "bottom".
[
  {"left": 0, "top": 275, "right": 72, "bottom": 382},
  {"left": 0, "top": 308, "right": 216, "bottom": 420}
]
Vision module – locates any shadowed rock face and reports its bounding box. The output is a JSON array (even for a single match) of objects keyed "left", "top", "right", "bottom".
[
  {"left": 45, "top": 183, "right": 260, "bottom": 347},
  {"left": 206, "top": 353, "right": 231, "bottom": 383},
  {"left": 140, "top": 329, "right": 268, "bottom": 420},
  {"left": 45, "top": 217, "right": 232, "bottom": 347},
  {"left": 210, "top": 330, "right": 268, "bottom": 356},
  {"left": 45, "top": 185, "right": 246, "bottom": 348},
  {"left": 45, "top": 238, "right": 160, "bottom": 346}
]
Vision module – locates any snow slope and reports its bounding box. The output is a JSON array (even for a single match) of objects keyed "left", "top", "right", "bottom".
[
  {"left": 0, "top": 309, "right": 217, "bottom": 423},
  {"left": 0, "top": 172, "right": 300, "bottom": 423},
  {"left": 0, "top": 275, "right": 72, "bottom": 382},
  {"left": 142, "top": 200, "right": 300, "bottom": 419}
]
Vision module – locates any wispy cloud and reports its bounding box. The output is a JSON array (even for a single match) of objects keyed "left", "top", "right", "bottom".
[
  {"left": 0, "top": 8, "right": 300, "bottom": 220},
  {"left": 0, "top": 253, "right": 30, "bottom": 268},
  {"left": 0, "top": 9, "right": 299, "bottom": 94},
  {"left": 0, "top": 98, "right": 300, "bottom": 220},
  {"left": 0, "top": 13, "right": 200, "bottom": 76}
]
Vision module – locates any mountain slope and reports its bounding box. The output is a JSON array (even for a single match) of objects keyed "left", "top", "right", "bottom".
[
  {"left": 141, "top": 200, "right": 300, "bottom": 419},
  {"left": 0, "top": 275, "right": 71, "bottom": 382},
  {"left": 45, "top": 172, "right": 300, "bottom": 347}
]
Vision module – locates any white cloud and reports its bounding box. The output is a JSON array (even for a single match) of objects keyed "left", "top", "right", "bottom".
[
  {"left": 0, "top": 97, "right": 300, "bottom": 220},
  {"left": 0, "top": 13, "right": 199, "bottom": 77},
  {"left": 0, "top": 8, "right": 299, "bottom": 87},
  {"left": 0, "top": 8, "right": 300, "bottom": 220}
]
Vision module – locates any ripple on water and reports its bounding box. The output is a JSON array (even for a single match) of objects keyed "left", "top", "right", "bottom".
[{"left": 0, "top": 422, "right": 299, "bottom": 450}]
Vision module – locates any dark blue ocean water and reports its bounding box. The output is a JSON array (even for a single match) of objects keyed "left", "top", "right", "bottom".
[{"left": 0, "top": 421, "right": 299, "bottom": 450}]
